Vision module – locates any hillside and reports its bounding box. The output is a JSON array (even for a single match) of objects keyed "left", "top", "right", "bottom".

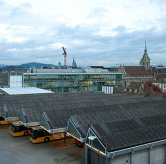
[{"left": 18, "top": 62, "right": 56, "bottom": 68}]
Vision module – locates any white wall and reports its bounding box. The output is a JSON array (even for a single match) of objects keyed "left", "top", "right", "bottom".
[
  {"left": 150, "top": 145, "right": 165, "bottom": 164},
  {"left": 153, "top": 82, "right": 166, "bottom": 93},
  {"left": 112, "top": 154, "right": 130, "bottom": 164},
  {"left": 102, "top": 86, "right": 113, "bottom": 94},
  {"left": 10, "top": 76, "right": 22, "bottom": 88},
  {"left": 112, "top": 145, "right": 165, "bottom": 164},
  {"left": 163, "top": 84, "right": 166, "bottom": 92}
]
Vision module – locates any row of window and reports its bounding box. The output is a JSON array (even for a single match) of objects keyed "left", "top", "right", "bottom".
[{"left": 24, "top": 74, "right": 122, "bottom": 81}]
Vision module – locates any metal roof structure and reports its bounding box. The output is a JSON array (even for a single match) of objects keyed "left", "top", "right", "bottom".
[
  {"left": 41, "top": 96, "right": 164, "bottom": 134},
  {"left": 3, "top": 101, "right": 40, "bottom": 121},
  {"left": 1, "top": 90, "right": 163, "bottom": 136},
  {"left": 88, "top": 115, "right": 166, "bottom": 153},
  {"left": 0, "top": 87, "right": 53, "bottom": 95},
  {"left": 0, "top": 92, "right": 98, "bottom": 117},
  {"left": 20, "top": 107, "right": 42, "bottom": 125},
  {"left": 84, "top": 99, "right": 166, "bottom": 154},
  {"left": 0, "top": 92, "right": 142, "bottom": 120},
  {"left": 67, "top": 97, "right": 166, "bottom": 140}
]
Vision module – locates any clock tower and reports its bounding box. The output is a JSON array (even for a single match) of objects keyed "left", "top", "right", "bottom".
[{"left": 140, "top": 38, "right": 150, "bottom": 70}]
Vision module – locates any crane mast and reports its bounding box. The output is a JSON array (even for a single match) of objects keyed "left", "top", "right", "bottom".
[{"left": 62, "top": 47, "right": 67, "bottom": 69}]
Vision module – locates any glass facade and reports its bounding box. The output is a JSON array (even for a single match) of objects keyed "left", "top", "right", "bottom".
[{"left": 23, "top": 73, "right": 122, "bottom": 93}]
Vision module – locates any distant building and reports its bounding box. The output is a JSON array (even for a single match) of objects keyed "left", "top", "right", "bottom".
[
  {"left": 0, "top": 72, "right": 9, "bottom": 87},
  {"left": 58, "top": 62, "right": 61, "bottom": 69},
  {"left": 6, "top": 66, "right": 122, "bottom": 92},
  {"left": 152, "top": 74, "right": 166, "bottom": 93},
  {"left": 118, "top": 65, "right": 152, "bottom": 87},
  {"left": 23, "top": 70, "right": 122, "bottom": 93},
  {"left": 116, "top": 81, "right": 164, "bottom": 97},
  {"left": 140, "top": 38, "right": 150, "bottom": 70},
  {"left": 152, "top": 64, "right": 166, "bottom": 76},
  {"left": 72, "top": 57, "right": 77, "bottom": 68},
  {"left": 117, "top": 39, "right": 153, "bottom": 87}
]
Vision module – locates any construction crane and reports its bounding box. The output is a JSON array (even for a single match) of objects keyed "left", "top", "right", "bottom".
[{"left": 62, "top": 47, "right": 67, "bottom": 69}]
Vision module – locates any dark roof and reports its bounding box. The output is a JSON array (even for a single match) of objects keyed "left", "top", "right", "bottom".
[
  {"left": 69, "top": 97, "right": 165, "bottom": 139},
  {"left": 115, "top": 86, "right": 125, "bottom": 93},
  {"left": 21, "top": 107, "right": 43, "bottom": 123},
  {"left": 128, "top": 82, "right": 142, "bottom": 89},
  {"left": 106, "top": 68, "right": 118, "bottom": 72},
  {"left": 44, "top": 95, "right": 153, "bottom": 130},
  {"left": 124, "top": 66, "right": 152, "bottom": 77},
  {"left": 1, "top": 92, "right": 142, "bottom": 118},
  {"left": 0, "top": 107, "right": 2, "bottom": 115},
  {"left": 89, "top": 66, "right": 104, "bottom": 69},
  {"left": 4, "top": 101, "right": 39, "bottom": 118},
  {"left": 152, "top": 68, "right": 166, "bottom": 74},
  {"left": 88, "top": 99, "right": 166, "bottom": 152}
]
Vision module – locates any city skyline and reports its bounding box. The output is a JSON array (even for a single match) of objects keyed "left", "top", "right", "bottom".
[{"left": 0, "top": 0, "right": 166, "bottom": 67}]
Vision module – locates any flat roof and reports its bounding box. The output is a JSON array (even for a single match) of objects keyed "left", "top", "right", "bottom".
[
  {"left": 0, "top": 87, "right": 53, "bottom": 95},
  {"left": 23, "top": 72, "right": 122, "bottom": 75}
]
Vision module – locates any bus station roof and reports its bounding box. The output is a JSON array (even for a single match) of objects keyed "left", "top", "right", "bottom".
[
  {"left": 89, "top": 113, "right": 166, "bottom": 153},
  {"left": 0, "top": 92, "right": 142, "bottom": 121},
  {"left": 68, "top": 97, "right": 166, "bottom": 140},
  {"left": 84, "top": 98, "right": 166, "bottom": 153},
  {"left": 41, "top": 96, "right": 163, "bottom": 134}
]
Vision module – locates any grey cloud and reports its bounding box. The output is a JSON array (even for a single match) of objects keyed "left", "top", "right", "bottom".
[
  {"left": 113, "top": 26, "right": 126, "bottom": 32},
  {"left": 9, "top": 3, "right": 32, "bottom": 17},
  {"left": 0, "top": 2, "right": 47, "bottom": 28},
  {"left": 53, "top": 24, "right": 166, "bottom": 66},
  {"left": 0, "top": 19, "right": 166, "bottom": 66}
]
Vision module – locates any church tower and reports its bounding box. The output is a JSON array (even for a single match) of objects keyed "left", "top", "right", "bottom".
[
  {"left": 72, "top": 57, "right": 77, "bottom": 68},
  {"left": 140, "top": 38, "right": 150, "bottom": 70}
]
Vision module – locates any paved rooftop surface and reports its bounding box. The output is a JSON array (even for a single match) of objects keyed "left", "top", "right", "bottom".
[{"left": 0, "top": 126, "right": 83, "bottom": 164}]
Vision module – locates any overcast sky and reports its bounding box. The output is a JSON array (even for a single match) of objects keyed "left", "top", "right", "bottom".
[{"left": 0, "top": 0, "right": 166, "bottom": 67}]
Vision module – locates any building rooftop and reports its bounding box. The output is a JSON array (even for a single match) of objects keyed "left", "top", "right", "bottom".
[
  {"left": 124, "top": 66, "right": 152, "bottom": 77},
  {"left": 153, "top": 74, "right": 166, "bottom": 83},
  {"left": 87, "top": 98, "right": 166, "bottom": 152},
  {"left": 68, "top": 97, "right": 165, "bottom": 139},
  {"left": 128, "top": 82, "right": 142, "bottom": 89},
  {"left": 0, "top": 87, "right": 53, "bottom": 95},
  {"left": 2, "top": 92, "right": 136, "bottom": 119}
]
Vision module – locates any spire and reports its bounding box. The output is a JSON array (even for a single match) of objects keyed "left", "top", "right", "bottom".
[
  {"left": 72, "top": 57, "right": 77, "bottom": 68},
  {"left": 144, "top": 38, "right": 147, "bottom": 54},
  {"left": 58, "top": 61, "right": 61, "bottom": 69}
]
